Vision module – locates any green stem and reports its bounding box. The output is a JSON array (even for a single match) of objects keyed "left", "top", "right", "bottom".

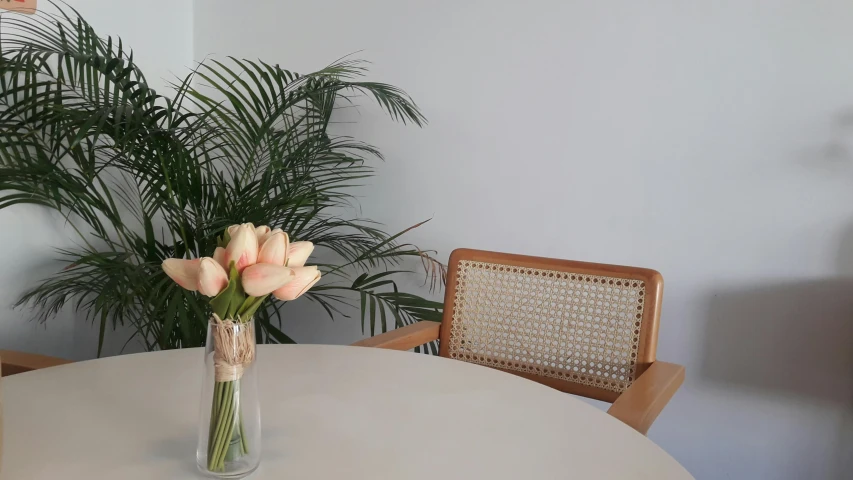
[
  {"left": 215, "top": 385, "right": 239, "bottom": 470},
  {"left": 218, "top": 382, "right": 237, "bottom": 470},
  {"left": 207, "top": 382, "right": 224, "bottom": 452},
  {"left": 207, "top": 382, "right": 226, "bottom": 470},
  {"left": 208, "top": 381, "right": 234, "bottom": 471},
  {"left": 238, "top": 407, "right": 248, "bottom": 455},
  {"left": 224, "top": 381, "right": 243, "bottom": 462}
]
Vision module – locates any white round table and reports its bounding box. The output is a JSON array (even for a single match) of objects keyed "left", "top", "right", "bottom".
[{"left": 1, "top": 345, "right": 692, "bottom": 479}]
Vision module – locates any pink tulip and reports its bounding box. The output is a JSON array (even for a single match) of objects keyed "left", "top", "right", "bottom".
[
  {"left": 255, "top": 225, "right": 271, "bottom": 243},
  {"left": 212, "top": 247, "right": 227, "bottom": 270},
  {"left": 286, "top": 241, "right": 314, "bottom": 267},
  {"left": 258, "top": 231, "right": 289, "bottom": 266},
  {"left": 224, "top": 224, "right": 259, "bottom": 272},
  {"left": 259, "top": 227, "right": 283, "bottom": 246},
  {"left": 273, "top": 266, "right": 321, "bottom": 301},
  {"left": 227, "top": 222, "right": 255, "bottom": 238},
  {"left": 162, "top": 258, "right": 201, "bottom": 291},
  {"left": 242, "top": 263, "right": 296, "bottom": 297},
  {"left": 197, "top": 257, "right": 229, "bottom": 297}
]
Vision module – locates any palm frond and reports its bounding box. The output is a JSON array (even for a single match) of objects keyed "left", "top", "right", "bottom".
[{"left": 0, "top": 3, "right": 443, "bottom": 355}]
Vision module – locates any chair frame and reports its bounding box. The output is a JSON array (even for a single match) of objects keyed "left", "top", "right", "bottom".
[
  {"left": 1, "top": 350, "right": 73, "bottom": 473},
  {"left": 0, "top": 350, "right": 73, "bottom": 377},
  {"left": 353, "top": 248, "right": 684, "bottom": 435}
]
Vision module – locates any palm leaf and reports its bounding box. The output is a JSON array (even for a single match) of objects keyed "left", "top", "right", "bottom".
[{"left": 1, "top": 3, "right": 444, "bottom": 355}]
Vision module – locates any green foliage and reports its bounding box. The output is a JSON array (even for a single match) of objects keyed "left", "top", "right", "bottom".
[
  {"left": 0, "top": 2, "right": 444, "bottom": 355},
  {"left": 208, "top": 263, "right": 264, "bottom": 322}
]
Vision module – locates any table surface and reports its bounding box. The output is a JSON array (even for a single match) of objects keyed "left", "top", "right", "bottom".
[{"left": 2, "top": 345, "right": 692, "bottom": 479}]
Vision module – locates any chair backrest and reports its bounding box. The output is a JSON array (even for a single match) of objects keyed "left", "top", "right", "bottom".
[{"left": 439, "top": 249, "right": 663, "bottom": 403}]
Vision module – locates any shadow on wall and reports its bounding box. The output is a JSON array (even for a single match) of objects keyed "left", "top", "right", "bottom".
[
  {"left": 701, "top": 279, "right": 853, "bottom": 406},
  {"left": 701, "top": 218, "right": 853, "bottom": 408},
  {"left": 809, "top": 108, "right": 853, "bottom": 174},
  {"left": 701, "top": 257, "right": 853, "bottom": 479},
  {"left": 701, "top": 278, "right": 853, "bottom": 478}
]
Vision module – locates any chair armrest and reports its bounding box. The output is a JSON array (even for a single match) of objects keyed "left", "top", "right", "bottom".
[
  {"left": 606, "top": 361, "right": 685, "bottom": 435},
  {"left": 0, "top": 350, "right": 73, "bottom": 377},
  {"left": 350, "top": 322, "right": 441, "bottom": 351}
]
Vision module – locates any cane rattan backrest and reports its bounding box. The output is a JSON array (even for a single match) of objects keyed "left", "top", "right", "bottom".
[{"left": 439, "top": 249, "right": 664, "bottom": 402}]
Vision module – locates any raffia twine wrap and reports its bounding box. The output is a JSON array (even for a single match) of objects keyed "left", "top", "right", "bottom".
[{"left": 211, "top": 314, "right": 256, "bottom": 382}]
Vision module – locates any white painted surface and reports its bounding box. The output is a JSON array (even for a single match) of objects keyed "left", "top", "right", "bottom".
[
  {"left": 1, "top": 345, "right": 692, "bottom": 479},
  {"left": 4, "top": 2, "right": 852, "bottom": 478},
  {"left": 192, "top": 2, "right": 853, "bottom": 479},
  {"left": 0, "top": 0, "right": 194, "bottom": 359}
]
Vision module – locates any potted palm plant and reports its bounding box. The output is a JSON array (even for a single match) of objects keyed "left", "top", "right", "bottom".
[{"left": 0, "top": 3, "right": 444, "bottom": 356}]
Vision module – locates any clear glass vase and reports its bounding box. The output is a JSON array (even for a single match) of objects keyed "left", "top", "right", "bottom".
[{"left": 196, "top": 317, "right": 261, "bottom": 478}]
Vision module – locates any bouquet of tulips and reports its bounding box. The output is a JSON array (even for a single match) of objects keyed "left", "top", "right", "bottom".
[{"left": 162, "top": 223, "right": 321, "bottom": 472}]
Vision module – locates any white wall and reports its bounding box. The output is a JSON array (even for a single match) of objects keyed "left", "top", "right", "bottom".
[
  {"left": 4, "top": 1, "right": 852, "bottom": 478},
  {"left": 193, "top": 1, "right": 853, "bottom": 478},
  {"left": 0, "top": 0, "right": 194, "bottom": 359}
]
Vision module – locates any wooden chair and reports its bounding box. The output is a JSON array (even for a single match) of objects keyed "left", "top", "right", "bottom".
[
  {"left": 0, "top": 350, "right": 71, "bottom": 469},
  {"left": 353, "top": 248, "right": 685, "bottom": 435},
  {"left": 0, "top": 350, "right": 73, "bottom": 377}
]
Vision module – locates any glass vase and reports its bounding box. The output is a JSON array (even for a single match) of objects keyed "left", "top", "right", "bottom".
[{"left": 196, "top": 317, "right": 261, "bottom": 478}]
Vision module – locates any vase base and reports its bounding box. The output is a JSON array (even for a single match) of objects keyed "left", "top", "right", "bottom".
[{"left": 197, "top": 461, "right": 259, "bottom": 479}]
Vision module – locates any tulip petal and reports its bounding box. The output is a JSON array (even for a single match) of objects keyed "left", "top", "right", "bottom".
[
  {"left": 258, "top": 231, "right": 289, "bottom": 266},
  {"left": 259, "top": 227, "right": 283, "bottom": 246},
  {"left": 255, "top": 225, "right": 271, "bottom": 243},
  {"left": 197, "top": 257, "right": 229, "bottom": 297},
  {"left": 242, "top": 263, "right": 296, "bottom": 297},
  {"left": 212, "top": 247, "right": 227, "bottom": 269},
  {"left": 224, "top": 224, "right": 259, "bottom": 272},
  {"left": 273, "top": 266, "right": 321, "bottom": 301},
  {"left": 162, "top": 258, "right": 201, "bottom": 291},
  {"left": 228, "top": 222, "right": 255, "bottom": 237},
  {"left": 286, "top": 241, "right": 314, "bottom": 268}
]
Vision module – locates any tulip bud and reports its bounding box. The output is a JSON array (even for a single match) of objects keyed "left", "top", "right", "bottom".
[
  {"left": 242, "top": 263, "right": 296, "bottom": 297},
  {"left": 228, "top": 222, "right": 255, "bottom": 237},
  {"left": 224, "top": 224, "right": 259, "bottom": 272},
  {"left": 258, "top": 231, "right": 289, "bottom": 266},
  {"left": 197, "top": 257, "right": 229, "bottom": 297},
  {"left": 162, "top": 258, "right": 201, "bottom": 291},
  {"left": 286, "top": 241, "right": 314, "bottom": 267},
  {"left": 255, "top": 225, "right": 271, "bottom": 243},
  {"left": 273, "top": 266, "right": 321, "bottom": 301},
  {"left": 212, "top": 247, "right": 227, "bottom": 269},
  {"left": 259, "top": 227, "right": 282, "bottom": 246}
]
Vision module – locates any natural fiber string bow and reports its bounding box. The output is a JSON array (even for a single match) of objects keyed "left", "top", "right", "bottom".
[{"left": 211, "top": 316, "right": 257, "bottom": 382}]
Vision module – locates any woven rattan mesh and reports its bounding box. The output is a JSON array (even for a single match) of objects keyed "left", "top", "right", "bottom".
[{"left": 447, "top": 260, "right": 646, "bottom": 393}]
